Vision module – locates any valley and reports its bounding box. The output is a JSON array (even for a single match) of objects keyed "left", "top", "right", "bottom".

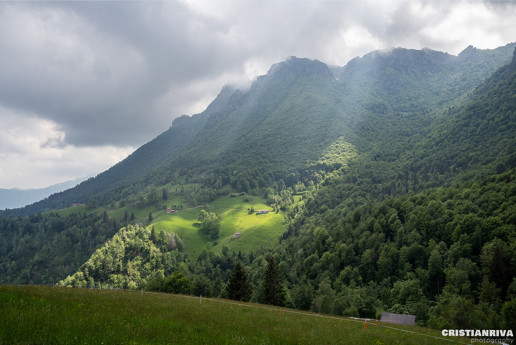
[{"left": 0, "top": 43, "right": 515, "bottom": 335}]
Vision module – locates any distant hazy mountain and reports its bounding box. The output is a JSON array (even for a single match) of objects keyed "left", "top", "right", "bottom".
[{"left": 0, "top": 177, "right": 89, "bottom": 210}]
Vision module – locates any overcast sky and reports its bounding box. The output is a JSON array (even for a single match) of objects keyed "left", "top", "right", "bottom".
[{"left": 0, "top": 0, "right": 515, "bottom": 189}]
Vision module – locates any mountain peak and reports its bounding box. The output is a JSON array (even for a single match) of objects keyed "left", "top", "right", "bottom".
[
  {"left": 268, "top": 56, "right": 334, "bottom": 80},
  {"left": 458, "top": 45, "right": 477, "bottom": 58},
  {"left": 341, "top": 47, "right": 452, "bottom": 80},
  {"left": 203, "top": 85, "right": 243, "bottom": 117}
]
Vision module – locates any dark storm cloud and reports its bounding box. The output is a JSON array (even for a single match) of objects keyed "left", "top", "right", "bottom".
[
  {"left": 0, "top": 1, "right": 249, "bottom": 147},
  {"left": 0, "top": 0, "right": 515, "bottom": 149}
]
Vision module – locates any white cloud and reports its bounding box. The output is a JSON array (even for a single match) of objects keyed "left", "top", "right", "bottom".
[
  {"left": 324, "top": 26, "right": 384, "bottom": 66},
  {"left": 0, "top": 107, "right": 133, "bottom": 189},
  {"left": 419, "top": 1, "right": 514, "bottom": 53},
  {"left": 369, "top": 0, "right": 516, "bottom": 55}
]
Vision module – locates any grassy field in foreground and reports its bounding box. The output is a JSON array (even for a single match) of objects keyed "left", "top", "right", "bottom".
[{"left": 0, "top": 286, "right": 469, "bottom": 345}]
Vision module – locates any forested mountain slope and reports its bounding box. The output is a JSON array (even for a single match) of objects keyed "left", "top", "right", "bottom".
[
  {"left": 2, "top": 44, "right": 514, "bottom": 216},
  {"left": 273, "top": 48, "right": 516, "bottom": 329},
  {"left": 296, "top": 45, "right": 516, "bottom": 235},
  {"left": 298, "top": 45, "right": 516, "bottom": 220},
  {"left": 337, "top": 44, "right": 516, "bottom": 113},
  {"left": 0, "top": 212, "right": 121, "bottom": 283},
  {"left": 147, "top": 44, "right": 516, "bottom": 194},
  {"left": 277, "top": 169, "right": 515, "bottom": 329},
  {"left": 409, "top": 47, "right": 516, "bottom": 183}
]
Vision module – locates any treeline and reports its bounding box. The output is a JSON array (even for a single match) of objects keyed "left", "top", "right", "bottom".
[{"left": 146, "top": 255, "right": 287, "bottom": 307}]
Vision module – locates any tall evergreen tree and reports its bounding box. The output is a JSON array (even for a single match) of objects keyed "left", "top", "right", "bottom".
[
  {"left": 167, "top": 233, "right": 177, "bottom": 251},
  {"left": 102, "top": 210, "right": 109, "bottom": 224},
  {"left": 261, "top": 256, "right": 286, "bottom": 306},
  {"left": 150, "top": 226, "right": 157, "bottom": 244},
  {"left": 226, "top": 262, "right": 252, "bottom": 302}
]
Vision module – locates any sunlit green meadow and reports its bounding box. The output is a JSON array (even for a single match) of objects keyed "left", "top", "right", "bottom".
[
  {"left": 53, "top": 192, "right": 286, "bottom": 260},
  {"left": 152, "top": 195, "right": 285, "bottom": 259}
]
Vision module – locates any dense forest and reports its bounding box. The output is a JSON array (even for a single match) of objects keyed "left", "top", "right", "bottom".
[
  {"left": 46, "top": 169, "right": 514, "bottom": 331},
  {"left": 1, "top": 44, "right": 515, "bottom": 332},
  {"left": 0, "top": 212, "right": 119, "bottom": 284},
  {"left": 279, "top": 169, "right": 516, "bottom": 329}
]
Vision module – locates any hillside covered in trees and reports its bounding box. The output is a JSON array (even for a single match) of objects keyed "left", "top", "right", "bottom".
[{"left": 1, "top": 43, "right": 515, "bottom": 331}]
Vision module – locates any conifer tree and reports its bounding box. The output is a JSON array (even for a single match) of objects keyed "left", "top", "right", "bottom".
[
  {"left": 150, "top": 226, "right": 157, "bottom": 244},
  {"left": 226, "top": 262, "right": 252, "bottom": 302},
  {"left": 167, "top": 233, "right": 177, "bottom": 251},
  {"left": 261, "top": 256, "right": 286, "bottom": 306},
  {"left": 102, "top": 210, "right": 109, "bottom": 224}
]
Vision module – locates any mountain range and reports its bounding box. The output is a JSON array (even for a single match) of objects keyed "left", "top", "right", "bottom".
[
  {"left": 1, "top": 43, "right": 515, "bottom": 331},
  {"left": 3, "top": 43, "right": 515, "bottom": 216}
]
